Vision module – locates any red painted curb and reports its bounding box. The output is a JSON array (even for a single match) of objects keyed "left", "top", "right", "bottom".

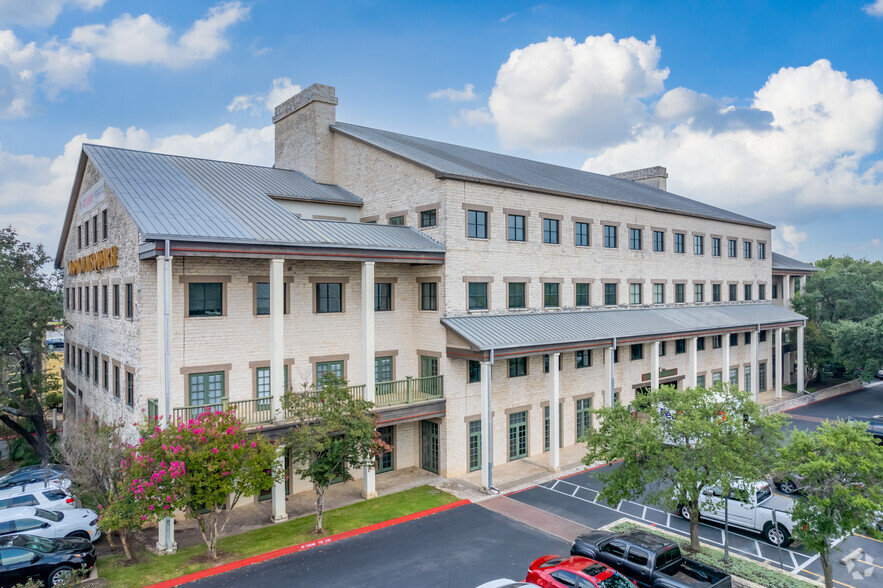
[{"left": 144, "top": 498, "right": 471, "bottom": 588}]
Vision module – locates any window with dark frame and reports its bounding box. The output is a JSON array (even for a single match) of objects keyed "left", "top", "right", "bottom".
[
  {"left": 316, "top": 361, "right": 344, "bottom": 388},
  {"left": 729, "top": 333, "right": 738, "bottom": 346},
  {"left": 697, "top": 337, "right": 706, "bottom": 351},
  {"left": 102, "top": 284, "right": 108, "bottom": 315},
  {"left": 653, "top": 283, "right": 664, "bottom": 304},
  {"left": 542, "top": 218, "right": 559, "bottom": 244},
  {"left": 93, "top": 285, "right": 98, "bottom": 314},
  {"left": 467, "top": 210, "right": 488, "bottom": 239},
  {"left": 543, "top": 282, "right": 559, "bottom": 307},
  {"left": 659, "top": 341, "right": 666, "bottom": 356},
  {"left": 758, "top": 242, "right": 766, "bottom": 260},
  {"left": 653, "top": 230, "right": 664, "bottom": 252},
  {"left": 420, "top": 282, "right": 437, "bottom": 311},
  {"left": 758, "top": 284, "right": 766, "bottom": 300},
  {"left": 712, "top": 283, "right": 721, "bottom": 302},
  {"left": 316, "top": 283, "right": 343, "bottom": 313},
  {"left": 744, "top": 332, "right": 752, "bottom": 345},
  {"left": 508, "top": 357, "right": 527, "bottom": 378},
  {"left": 544, "top": 404, "right": 563, "bottom": 452},
  {"left": 188, "top": 282, "right": 222, "bottom": 316},
  {"left": 629, "top": 228, "right": 642, "bottom": 250},
  {"left": 113, "top": 365, "right": 120, "bottom": 398},
  {"left": 744, "top": 241, "right": 752, "bottom": 258},
  {"left": 78, "top": 286, "right": 82, "bottom": 311},
  {"left": 92, "top": 214, "right": 98, "bottom": 243},
  {"left": 468, "top": 282, "right": 488, "bottom": 310},
  {"left": 103, "top": 360, "right": 108, "bottom": 390},
  {"left": 113, "top": 284, "right": 120, "bottom": 317},
  {"left": 256, "top": 282, "right": 290, "bottom": 315},
  {"left": 508, "top": 282, "right": 526, "bottom": 309},
  {"left": 507, "top": 214, "right": 525, "bottom": 241},
  {"left": 694, "top": 235, "right": 704, "bottom": 255},
  {"left": 603, "top": 225, "right": 617, "bottom": 248},
  {"left": 712, "top": 335, "right": 722, "bottom": 349},
  {"left": 630, "top": 344, "right": 643, "bottom": 360},
  {"left": 604, "top": 283, "right": 617, "bottom": 306},
  {"left": 543, "top": 354, "right": 562, "bottom": 373},
  {"left": 712, "top": 237, "right": 721, "bottom": 256},
  {"left": 728, "top": 239, "right": 737, "bottom": 257},
  {"left": 729, "top": 284, "right": 737, "bottom": 301},
  {"left": 576, "top": 398, "right": 592, "bottom": 440},
  {"left": 125, "top": 283, "right": 133, "bottom": 318},
  {"left": 675, "top": 339, "right": 686, "bottom": 354},
  {"left": 93, "top": 354, "right": 99, "bottom": 384},
  {"left": 674, "top": 232, "right": 685, "bottom": 253},
  {"left": 629, "top": 283, "right": 642, "bottom": 305},
  {"left": 84, "top": 286, "right": 90, "bottom": 313},
  {"left": 388, "top": 215, "right": 405, "bottom": 226},
  {"left": 575, "top": 283, "right": 590, "bottom": 307},
  {"left": 694, "top": 283, "right": 704, "bottom": 303},
  {"left": 374, "top": 283, "right": 392, "bottom": 311},
  {"left": 773, "top": 284, "right": 778, "bottom": 299},
  {"left": 375, "top": 356, "right": 393, "bottom": 383},
  {"left": 420, "top": 209, "right": 437, "bottom": 228},
  {"left": 102, "top": 209, "right": 108, "bottom": 239},
  {"left": 759, "top": 330, "right": 767, "bottom": 342},
  {"left": 575, "top": 349, "right": 591, "bottom": 368},
  {"left": 77, "top": 225, "right": 81, "bottom": 249},
  {"left": 675, "top": 283, "right": 685, "bottom": 303},
  {"left": 468, "top": 360, "right": 481, "bottom": 383},
  {"left": 84, "top": 220, "right": 89, "bottom": 246},
  {"left": 744, "top": 284, "right": 752, "bottom": 300},
  {"left": 574, "top": 222, "right": 589, "bottom": 246}
]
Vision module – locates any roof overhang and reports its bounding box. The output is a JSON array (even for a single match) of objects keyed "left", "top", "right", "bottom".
[{"left": 54, "top": 150, "right": 90, "bottom": 269}]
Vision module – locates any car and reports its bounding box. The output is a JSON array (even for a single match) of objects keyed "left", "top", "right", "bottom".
[
  {"left": 0, "top": 507, "right": 100, "bottom": 543},
  {"left": 0, "top": 534, "right": 95, "bottom": 588},
  {"left": 846, "top": 416, "right": 883, "bottom": 441},
  {"left": 876, "top": 368, "right": 883, "bottom": 380},
  {"left": 526, "top": 555, "right": 637, "bottom": 587},
  {"left": 476, "top": 580, "right": 537, "bottom": 588},
  {"left": 45, "top": 338, "right": 64, "bottom": 352},
  {"left": 0, "top": 481, "right": 78, "bottom": 511},
  {"left": 0, "top": 466, "right": 70, "bottom": 491}
]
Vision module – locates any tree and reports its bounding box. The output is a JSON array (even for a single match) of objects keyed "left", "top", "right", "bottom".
[
  {"left": 828, "top": 314, "right": 883, "bottom": 381},
  {"left": 121, "top": 410, "right": 281, "bottom": 559},
  {"left": 284, "top": 373, "right": 389, "bottom": 533},
  {"left": 582, "top": 385, "right": 786, "bottom": 552},
  {"left": 0, "top": 226, "right": 63, "bottom": 463},
  {"left": 778, "top": 421, "right": 883, "bottom": 588}
]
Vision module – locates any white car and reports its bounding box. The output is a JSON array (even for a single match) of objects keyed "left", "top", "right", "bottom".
[
  {"left": 476, "top": 581, "right": 536, "bottom": 588},
  {"left": 0, "top": 481, "right": 78, "bottom": 511},
  {"left": 0, "top": 507, "right": 101, "bottom": 542}
]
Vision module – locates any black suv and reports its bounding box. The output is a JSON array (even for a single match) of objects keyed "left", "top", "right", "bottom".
[{"left": 0, "top": 534, "right": 95, "bottom": 587}]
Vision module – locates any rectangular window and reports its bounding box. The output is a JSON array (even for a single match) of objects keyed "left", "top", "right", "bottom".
[
  {"left": 574, "top": 222, "right": 589, "bottom": 247},
  {"left": 113, "top": 284, "right": 120, "bottom": 317},
  {"left": 468, "top": 360, "right": 481, "bottom": 383},
  {"left": 697, "top": 374, "right": 706, "bottom": 388},
  {"left": 694, "top": 283, "right": 704, "bottom": 303},
  {"left": 729, "top": 284, "right": 737, "bottom": 301},
  {"left": 420, "top": 355, "right": 439, "bottom": 377},
  {"left": 712, "top": 284, "right": 721, "bottom": 302},
  {"left": 614, "top": 348, "right": 619, "bottom": 363},
  {"left": 126, "top": 371, "right": 134, "bottom": 407},
  {"left": 77, "top": 348, "right": 82, "bottom": 373},
  {"left": 603, "top": 225, "right": 617, "bottom": 248},
  {"left": 746, "top": 366, "right": 753, "bottom": 393},
  {"left": 508, "top": 214, "right": 525, "bottom": 242},
  {"left": 188, "top": 282, "right": 222, "bottom": 317},
  {"left": 468, "top": 420, "right": 481, "bottom": 472},
  {"left": 712, "top": 237, "right": 721, "bottom": 257},
  {"left": 468, "top": 282, "right": 488, "bottom": 310},
  {"left": 629, "top": 282, "right": 642, "bottom": 305},
  {"left": 744, "top": 284, "right": 752, "bottom": 301},
  {"left": 604, "top": 283, "right": 617, "bottom": 306},
  {"left": 84, "top": 220, "right": 89, "bottom": 246},
  {"left": 92, "top": 214, "right": 98, "bottom": 243},
  {"left": 543, "top": 218, "right": 560, "bottom": 244},
  {"left": 84, "top": 351, "right": 90, "bottom": 378},
  {"left": 758, "top": 242, "right": 766, "bottom": 260},
  {"left": 420, "top": 209, "right": 437, "bottom": 228},
  {"left": 78, "top": 287, "right": 82, "bottom": 311},
  {"left": 102, "top": 360, "right": 108, "bottom": 390},
  {"left": 467, "top": 210, "right": 487, "bottom": 239},
  {"left": 697, "top": 337, "right": 706, "bottom": 351},
  {"left": 759, "top": 330, "right": 767, "bottom": 342},
  {"left": 77, "top": 225, "right": 82, "bottom": 249},
  {"left": 84, "top": 286, "right": 90, "bottom": 313},
  {"left": 508, "top": 282, "right": 526, "bottom": 309},
  {"left": 101, "top": 285, "right": 108, "bottom": 315},
  {"left": 674, "top": 232, "right": 685, "bottom": 253},
  {"left": 653, "top": 283, "right": 664, "bottom": 304},
  {"left": 508, "top": 357, "right": 527, "bottom": 378},
  {"left": 653, "top": 230, "right": 664, "bottom": 252},
  {"left": 543, "top": 282, "right": 559, "bottom": 307},
  {"left": 729, "top": 333, "right": 738, "bottom": 346},
  {"left": 694, "top": 235, "right": 704, "bottom": 255},
  {"left": 93, "top": 285, "right": 98, "bottom": 314},
  {"left": 374, "top": 283, "right": 392, "bottom": 311},
  {"left": 316, "top": 283, "right": 343, "bottom": 313},
  {"left": 712, "top": 371, "right": 722, "bottom": 384},
  {"left": 773, "top": 284, "right": 778, "bottom": 299},
  {"left": 629, "top": 228, "right": 642, "bottom": 250},
  {"left": 93, "top": 354, "right": 99, "bottom": 384},
  {"left": 759, "top": 362, "right": 767, "bottom": 391},
  {"left": 758, "top": 284, "right": 766, "bottom": 300},
  {"left": 316, "top": 360, "right": 344, "bottom": 386},
  {"left": 675, "top": 283, "right": 685, "bottom": 303},
  {"left": 102, "top": 209, "right": 108, "bottom": 239},
  {"left": 728, "top": 239, "right": 737, "bottom": 258},
  {"left": 712, "top": 335, "right": 722, "bottom": 349},
  {"left": 676, "top": 339, "right": 686, "bottom": 354},
  {"left": 113, "top": 365, "right": 120, "bottom": 398},
  {"left": 543, "top": 404, "right": 562, "bottom": 452},
  {"left": 255, "top": 282, "right": 290, "bottom": 315},
  {"left": 575, "top": 350, "right": 591, "bottom": 368},
  {"left": 125, "top": 283, "right": 133, "bottom": 318},
  {"left": 188, "top": 371, "right": 224, "bottom": 406},
  {"left": 659, "top": 341, "right": 666, "bottom": 356},
  {"left": 375, "top": 356, "right": 393, "bottom": 383},
  {"left": 575, "top": 283, "right": 590, "bottom": 307},
  {"left": 729, "top": 368, "right": 738, "bottom": 388},
  {"left": 630, "top": 344, "right": 643, "bottom": 360},
  {"left": 576, "top": 398, "right": 592, "bottom": 440},
  {"left": 388, "top": 215, "right": 405, "bottom": 226},
  {"left": 508, "top": 411, "right": 528, "bottom": 461},
  {"left": 744, "top": 241, "right": 752, "bottom": 258},
  {"left": 744, "top": 332, "right": 752, "bottom": 345},
  {"left": 543, "top": 354, "right": 563, "bottom": 374},
  {"left": 420, "top": 282, "right": 437, "bottom": 311}
]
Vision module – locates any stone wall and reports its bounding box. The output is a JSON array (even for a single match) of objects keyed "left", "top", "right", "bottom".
[{"left": 764, "top": 379, "right": 863, "bottom": 414}]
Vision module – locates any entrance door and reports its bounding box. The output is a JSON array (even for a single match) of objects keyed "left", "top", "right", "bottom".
[
  {"left": 468, "top": 420, "right": 481, "bottom": 472},
  {"left": 376, "top": 426, "right": 394, "bottom": 473},
  {"left": 421, "top": 420, "right": 439, "bottom": 474}
]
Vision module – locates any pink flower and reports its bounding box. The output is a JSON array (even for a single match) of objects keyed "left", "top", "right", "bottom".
[
  {"left": 251, "top": 442, "right": 257, "bottom": 448},
  {"left": 226, "top": 427, "right": 234, "bottom": 435},
  {"left": 212, "top": 447, "right": 219, "bottom": 454},
  {"left": 232, "top": 443, "right": 239, "bottom": 450}
]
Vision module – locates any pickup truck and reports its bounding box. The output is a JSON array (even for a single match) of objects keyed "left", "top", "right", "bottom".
[
  {"left": 571, "top": 530, "right": 731, "bottom": 588},
  {"left": 680, "top": 480, "right": 794, "bottom": 546}
]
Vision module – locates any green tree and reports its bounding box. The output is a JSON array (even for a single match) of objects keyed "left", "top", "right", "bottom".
[
  {"left": 283, "top": 373, "right": 389, "bottom": 533},
  {"left": 828, "top": 314, "right": 883, "bottom": 380},
  {"left": 582, "top": 385, "right": 786, "bottom": 552},
  {"left": 778, "top": 421, "right": 883, "bottom": 588},
  {"left": 0, "top": 226, "right": 63, "bottom": 463}
]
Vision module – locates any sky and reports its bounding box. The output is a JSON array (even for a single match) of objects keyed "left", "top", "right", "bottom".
[{"left": 1, "top": 0, "right": 881, "bottom": 263}]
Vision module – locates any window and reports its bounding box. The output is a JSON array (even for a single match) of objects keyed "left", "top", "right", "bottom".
[
  {"left": 77, "top": 225, "right": 81, "bottom": 249},
  {"left": 420, "top": 355, "right": 439, "bottom": 377},
  {"left": 509, "top": 357, "right": 527, "bottom": 378},
  {"left": 93, "top": 285, "right": 98, "bottom": 314},
  {"left": 729, "top": 284, "right": 737, "bottom": 301},
  {"left": 630, "top": 344, "right": 643, "bottom": 360},
  {"left": 674, "top": 232, "right": 685, "bottom": 253},
  {"left": 255, "top": 282, "right": 289, "bottom": 315},
  {"left": 544, "top": 283, "right": 559, "bottom": 307},
  {"left": 712, "top": 371, "right": 722, "bottom": 384},
  {"left": 189, "top": 371, "right": 224, "bottom": 406},
  {"left": 84, "top": 286, "right": 90, "bottom": 312},
  {"left": 420, "top": 209, "right": 437, "bottom": 228},
  {"left": 508, "top": 214, "right": 525, "bottom": 242},
  {"left": 603, "top": 225, "right": 617, "bottom": 248},
  {"left": 629, "top": 228, "right": 642, "bottom": 250},
  {"left": 374, "top": 283, "right": 392, "bottom": 311},
  {"left": 604, "top": 283, "right": 617, "bottom": 306},
  {"left": 676, "top": 339, "right": 686, "bottom": 354},
  {"left": 653, "top": 283, "right": 664, "bottom": 304},
  {"left": 126, "top": 371, "right": 134, "bottom": 407},
  {"left": 113, "top": 364, "right": 120, "bottom": 398},
  {"left": 468, "top": 282, "right": 488, "bottom": 310},
  {"left": 102, "top": 209, "right": 108, "bottom": 239},
  {"left": 675, "top": 283, "right": 685, "bottom": 303},
  {"left": 574, "top": 222, "right": 589, "bottom": 247},
  {"left": 316, "top": 283, "right": 343, "bottom": 313},
  {"left": 772, "top": 284, "right": 778, "bottom": 299},
  {"left": 697, "top": 337, "right": 706, "bottom": 351},
  {"left": 744, "top": 332, "right": 752, "bottom": 345},
  {"left": 316, "top": 361, "right": 344, "bottom": 386},
  {"left": 575, "top": 350, "right": 591, "bottom": 368},
  {"left": 744, "top": 241, "right": 752, "bottom": 258},
  {"left": 629, "top": 283, "right": 642, "bottom": 305},
  {"left": 711, "top": 237, "right": 721, "bottom": 257},
  {"left": 508, "top": 282, "right": 526, "bottom": 309},
  {"left": 562, "top": 279, "right": 586, "bottom": 308},
  {"left": 758, "top": 242, "right": 766, "bottom": 260},
  {"left": 468, "top": 360, "right": 481, "bottom": 383},
  {"left": 759, "top": 330, "right": 767, "bottom": 342},
  {"left": 100, "top": 284, "right": 107, "bottom": 314},
  {"left": 84, "top": 220, "right": 89, "bottom": 246},
  {"left": 544, "top": 404, "right": 562, "bottom": 451},
  {"left": 125, "top": 283, "right": 134, "bottom": 318},
  {"left": 93, "top": 354, "right": 99, "bottom": 384},
  {"left": 84, "top": 350, "right": 90, "bottom": 378},
  {"left": 653, "top": 230, "right": 664, "bottom": 252},
  {"left": 729, "top": 333, "right": 738, "bottom": 346},
  {"left": 77, "top": 286, "right": 82, "bottom": 311},
  {"left": 103, "top": 360, "right": 108, "bottom": 390},
  {"left": 759, "top": 362, "right": 767, "bottom": 391},
  {"left": 602, "top": 540, "right": 627, "bottom": 558},
  {"left": 694, "top": 235, "right": 704, "bottom": 255},
  {"left": 187, "top": 283, "right": 222, "bottom": 317},
  {"left": 694, "top": 283, "right": 704, "bottom": 303},
  {"left": 729, "top": 368, "right": 738, "bottom": 388},
  {"left": 388, "top": 215, "right": 405, "bottom": 226},
  {"left": 77, "top": 348, "right": 82, "bottom": 373},
  {"left": 712, "top": 283, "right": 721, "bottom": 302},
  {"left": 659, "top": 341, "right": 666, "bottom": 356},
  {"left": 543, "top": 218, "right": 560, "bottom": 244},
  {"left": 468, "top": 420, "right": 481, "bottom": 472},
  {"left": 420, "top": 282, "right": 437, "bottom": 311},
  {"left": 744, "top": 284, "right": 752, "bottom": 301},
  {"left": 467, "top": 210, "right": 487, "bottom": 239},
  {"left": 508, "top": 411, "right": 528, "bottom": 460},
  {"left": 93, "top": 214, "right": 98, "bottom": 243},
  {"left": 628, "top": 548, "right": 650, "bottom": 567},
  {"left": 576, "top": 398, "right": 592, "bottom": 439},
  {"left": 543, "top": 354, "right": 562, "bottom": 373},
  {"left": 614, "top": 348, "right": 619, "bottom": 363},
  {"left": 712, "top": 335, "right": 722, "bottom": 349},
  {"left": 375, "top": 356, "right": 393, "bottom": 383},
  {"left": 758, "top": 284, "right": 766, "bottom": 300},
  {"left": 728, "top": 239, "right": 737, "bottom": 258},
  {"left": 697, "top": 374, "right": 706, "bottom": 388}
]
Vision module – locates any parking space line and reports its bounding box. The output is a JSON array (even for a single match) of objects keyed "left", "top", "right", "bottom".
[
  {"left": 855, "top": 533, "right": 883, "bottom": 544},
  {"left": 789, "top": 550, "right": 798, "bottom": 569},
  {"left": 793, "top": 552, "right": 819, "bottom": 574},
  {"left": 642, "top": 506, "right": 647, "bottom": 519},
  {"left": 550, "top": 480, "right": 559, "bottom": 490},
  {"left": 858, "top": 558, "right": 883, "bottom": 570},
  {"left": 571, "top": 486, "right": 579, "bottom": 497},
  {"left": 800, "top": 568, "right": 856, "bottom": 588}
]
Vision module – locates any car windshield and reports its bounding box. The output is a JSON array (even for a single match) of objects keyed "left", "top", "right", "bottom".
[
  {"left": 34, "top": 508, "right": 63, "bottom": 522},
  {"left": 597, "top": 573, "right": 637, "bottom": 588},
  {"left": 13, "top": 534, "right": 56, "bottom": 553}
]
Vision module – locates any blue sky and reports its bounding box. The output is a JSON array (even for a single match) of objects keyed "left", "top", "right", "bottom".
[{"left": 1, "top": 0, "right": 881, "bottom": 262}]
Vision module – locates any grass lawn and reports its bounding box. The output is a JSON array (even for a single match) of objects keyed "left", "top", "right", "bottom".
[{"left": 100, "top": 485, "right": 459, "bottom": 587}]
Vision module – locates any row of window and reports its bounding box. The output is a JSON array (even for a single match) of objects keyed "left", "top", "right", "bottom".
[
  {"left": 64, "top": 343, "right": 134, "bottom": 407},
  {"left": 65, "top": 283, "right": 133, "bottom": 319},
  {"left": 75, "top": 208, "right": 109, "bottom": 250}
]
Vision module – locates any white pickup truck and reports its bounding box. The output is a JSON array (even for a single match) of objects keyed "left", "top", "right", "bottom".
[{"left": 679, "top": 480, "right": 794, "bottom": 546}]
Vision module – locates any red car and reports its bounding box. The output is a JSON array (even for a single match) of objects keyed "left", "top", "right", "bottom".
[{"left": 526, "top": 555, "right": 638, "bottom": 588}]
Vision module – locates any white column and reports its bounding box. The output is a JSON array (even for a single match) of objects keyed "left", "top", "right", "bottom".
[
  {"left": 651, "top": 342, "right": 660, "bottom": 391},
  {"left": 751, "top": 331, "right": 759, "bottom": 401},
  {"left": 550, "top": 353, "right": 560, "bottom": 471},
  {"left": 480, "top": 361, "right": 491, "bottom": 491},
  {"left": 688, "top": 337, "right": 698, "bottom": 388},
  {"left": 361, "top": 261, "right": 377, "bottom": 499},
  {"left": 783, "top": 275, "right": 792, "bottom": 306},
  {"left": 606, "top": 346, "right": 616, "bottom": 407},
  {"left": 270, "top": 447, "right": 288, "bottom": 523},
  {"left": 155, "top": 257, "right": 176, "bottom": 554},
  {"left": 797, "top": 325, "right": 805, "bottom": 394},
  {"left": 270, "top": 259, "right": 284, "bottom": 422},
  {"left": 775, "top": 328, "right": 783, "bottom": 399},
  {"left": 722, "top": 333, "right": 730, "bottom": 388}
]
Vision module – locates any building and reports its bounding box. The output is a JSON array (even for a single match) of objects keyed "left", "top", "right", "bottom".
[{"left": 56, "top": 83, "right": 809, "bottom": 536}]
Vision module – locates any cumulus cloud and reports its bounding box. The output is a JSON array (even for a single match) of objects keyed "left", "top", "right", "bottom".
[
  {"left": 428, "top": 83, "right": 477, "bottom": 102},
  {"left": 0, "top": 0, "right": 106, "bottom": 28},
  {"left": 227, "top": 77, "right": 300, "bottom": 114},
  {"left": 453, "top": 106, "right": 493, "bottom": 126},
  {"left": 69, "top": 2, "right": 249, "bottom": 67},
  {"left": 774, "top": 225, "right": 808, "bottom": 257},
  {"left": 863, "top": 0, "right": 883, "bottom": 16}
]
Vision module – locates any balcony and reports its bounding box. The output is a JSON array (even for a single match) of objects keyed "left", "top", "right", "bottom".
[{"left": 166, "top": 375, "right": 445, "bottom": 429}]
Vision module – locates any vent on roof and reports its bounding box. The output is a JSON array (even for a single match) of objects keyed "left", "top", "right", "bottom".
[{"left": 610, "top": 166, "right": 668, "bottom": 191}]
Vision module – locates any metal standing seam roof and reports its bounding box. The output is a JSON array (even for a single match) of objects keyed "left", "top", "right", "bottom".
[
  {"left": 330, "top": 122, "right": 775, "bottom": 230},
  {"left": 441, "top": 303, "right": 806, "bottom": 351},
  {"left": 771, "top": 252, "right": 818, "bottom": 272},
  {"left": 80, "top": 144, "right": 444, "bottom": 253}
]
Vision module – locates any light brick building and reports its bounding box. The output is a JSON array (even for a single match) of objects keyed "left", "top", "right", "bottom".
[{"left": 56, "top": 83, "right": 809, "bottom": 531}]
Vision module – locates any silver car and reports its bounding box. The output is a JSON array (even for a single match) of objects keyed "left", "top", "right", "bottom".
[{"left": 0, "top": 480, "right": 77, "bottom": 511}]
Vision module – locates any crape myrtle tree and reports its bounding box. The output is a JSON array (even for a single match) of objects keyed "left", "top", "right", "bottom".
[
  {"left": 284, "top": 372, "right": 389, "bottom": 534},
  {"left": 122, "top": 410, "right": 282, "bottom": 559},
  {"left": 582, "top": 385, "right": 786, "bottom": 552},
  {"left": 778, "top": 421, "right": 883, "bottom": 588},
  {"left": 0, "top": 226, "right": 63, "bottom": 463}
]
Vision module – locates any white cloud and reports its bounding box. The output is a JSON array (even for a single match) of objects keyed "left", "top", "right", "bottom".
[
  {"left": 453, "top": 106, "right": 493, "bottom": 126},
  {"left": 429, "top": 83, "right": 477, "bottom": 102},
  {"left": 227, "top": 77, "right": 300, "bottom": 114},
  {"left": 863, "top": 0, "right": 883, "bottom": 16},
  {"left": 69, "top": 1, "right": 249, "bottom": 68},
  {"left": 0, "top": 0, "right": 106, "bottom": 28},
  {"left": 480, "top": 35, "right": 669, "bottom": 151},
  {"left": 499, "top": 13, "right": 517, "bottom": 22},
  {"left": 774, "top": 225, "right": 808, "bottom": 257}
]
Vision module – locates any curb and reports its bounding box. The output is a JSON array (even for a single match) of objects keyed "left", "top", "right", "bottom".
[{"left": 144, "top": 498, "right": 471, "bottom": 588}]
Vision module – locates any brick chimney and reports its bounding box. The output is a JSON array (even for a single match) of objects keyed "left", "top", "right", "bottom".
[
  {"left": 609, "top": 166, "right": 668, "bottom": 191},
  {"left": 273, "top": 83, "right": 337, "bottom": 184}
]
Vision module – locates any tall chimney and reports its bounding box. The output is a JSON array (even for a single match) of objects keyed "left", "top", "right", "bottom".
[
  {"left": 609, "top": 166, "right": 668, "bottom": 191},
  {"left": 273, "top": 83, "right": 337, "bottom": 184}
]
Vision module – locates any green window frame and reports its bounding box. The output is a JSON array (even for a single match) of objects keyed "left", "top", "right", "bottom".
[
  {"left": 375, "top": 283, "right": 392, "bottom": 311},
  {"left": 189, "top": 371, "right": 224, "bottom": 407},
  {"left": 375, "top": 356, "right": 394, "bottom": 383},
  {"left": 468, "top": 360, "right": 481, "bottom": 383},
  {"left": 388, "top": 215, "right": 405, "bottom": 226},
  {"left": 188, "top": 282, "right": 222, "bottom": 317},
  {"left": 712, "top": 283, "right": 721, "bottom": 302},
  {"left": 694, "top": 283, "right": 704, "bottom": 303},
  {"left": 744, "top": 365, "right": 751, "bottom": 392},
  {"left": 468, "top": 420, "right": 481, "bottom": 472},
  {"left": 544, "top": 404, "right": 563, "bottom": 452},
  {"left": 729, "top": 368, "right": 738, "bottom": 388},
  {"left": 758, "top": 284, "right": 766, "bottom": 300},
  {"left": 574, "top": 222, "right": 589, "bottom": 247},
  {"left": 507, "top": 214, "right": 525, "bottom": 242},
  {"left": 697, "top": 374, "right": 706, "bottom": 388},
  {"left": 508, "top": 357, "right": 527, "bottom": 378},
  {"left": 508, "top": 282, "right": 526, "bottom": 309},
  {"left": 543, "top": 282, "right": 559, "bottom": 307},
  {"left": 420, "top": 355, "right": 439, "bottom": 378},
  {"left": 508, "top": 411, "right": 528, "bottom": 461},
  {"left": 712, "top": 371, "right": 722, "bottom": 384},
  {"left": 759, "top": 362, "right": 767, "bottom": 391},
  {"left": 377, "top": 426, "right": 395, "bottom": 473},
  {"left": 317, "top": 283, "right": 343, "bottom": 313},
  {"left": 420, "top": 209, "right": 436, "bottom": 228},
  {"left": 420, "top": 282, "right": 437, "bottom": 311},
  {"left": 542, "top": 218, "right": 560, "bottom": 244},
  {"left": 467, "top": 210, "right": 488, "bottom": 239},
  {"left": 604, "top": 283, "right": 617, "bottom": 306},
  {"left": 316, "top": 361, "right": 344, "bottom": 388},
  {"left": 255, "top": 365, "right": 289, "bottom": 410},
  {"left": 575, "top": 349, "right": 591, "bottom": 368},
  {"left": 576, "top": 398, "right": 592, "bottom": 440},
  {"left": 629, "top": 283, "right": 642, "bottom": 305},
  {"left": 744, "top": 284, "right": 752, "bottom": 301},
  {"left": 468, "top": 282, "right": 488, "bottom": 310},
  {"left": 575, "top": 283, "right": 590, "bottom": 307},
  {"left": 675, "top": 283, "right": 685, "bottom": 303}
]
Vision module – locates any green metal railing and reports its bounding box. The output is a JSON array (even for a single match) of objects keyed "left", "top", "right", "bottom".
[{"left": 373, "top": 375, "right": 444, "bottom": 407}]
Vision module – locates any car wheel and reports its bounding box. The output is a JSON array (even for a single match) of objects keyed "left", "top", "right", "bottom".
[
  {"left": 779, "top": 480, "right": 799, "bottom": 494},
  {"left": 65, "top": 530, "right": 90, "bottom": 540},
  {"left": 48, "top": 565, "right": 75, "bottom": 587},
  {"left": 679, "top": 504, "right": 696, "bottom": 520},
  {"left": 764, "top": 523, "right": 791, "bottom": 546}
]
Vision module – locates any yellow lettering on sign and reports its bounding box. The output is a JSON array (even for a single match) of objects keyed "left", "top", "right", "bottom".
[{"left": 66, "top": 246, "right": 118, "bottom": 276}]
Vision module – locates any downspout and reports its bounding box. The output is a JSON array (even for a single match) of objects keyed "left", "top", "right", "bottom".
[
  {"left": 487, "top": 349, "right": 498, "bottom": 494},
  {"left": 163, "top": 239, "right": 172, "bottom": 550}
]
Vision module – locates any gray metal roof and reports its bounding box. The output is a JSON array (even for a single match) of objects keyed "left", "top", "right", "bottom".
[
  {"left": 772, "top": 252, "right": 818, "bottom": 272},
  {"left": 331, "top": 122, "right": 774, "bottom": 230},
  {"left": 81, "top": 144, "right": 443, "bottom": 253},
  {"left": 442, "top": 303, "right": 805, "bottom": 351}
]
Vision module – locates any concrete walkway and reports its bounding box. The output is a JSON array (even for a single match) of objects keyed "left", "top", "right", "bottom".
[{"left": 480, "top": 495, "right": 591, "bottom": 542}]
